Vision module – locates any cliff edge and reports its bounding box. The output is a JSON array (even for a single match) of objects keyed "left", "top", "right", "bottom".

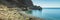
[{"left": 0, "top": 0, "right": 43, "bottom": 20}]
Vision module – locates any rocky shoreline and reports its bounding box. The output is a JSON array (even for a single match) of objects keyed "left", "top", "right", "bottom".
[
  {"left": 0, "top": 5, "right": 43, "bottom": 20},
  {"left": 0, "top": 0, "right": 43, "bottom": 20}
]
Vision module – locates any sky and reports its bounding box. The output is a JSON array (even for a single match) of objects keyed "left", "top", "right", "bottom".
[{"left": 32, "top": 0, "right": 60, "bottom": 8}]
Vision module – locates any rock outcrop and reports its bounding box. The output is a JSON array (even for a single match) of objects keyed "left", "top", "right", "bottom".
[
  {"left": 0, "top": 4, "right": 43, "bottom": 20},
  {"left": 29, "top": 6, "right": 42, "bottom": 10},
  {"left": 0, "top": 0, "right": 43, "bottom": 20},
  {"left": 0, "top": 0, "right": 42, "bottom": 10},
  {"left": 0, "top": 0, "right": 33, "bottom": 8}
]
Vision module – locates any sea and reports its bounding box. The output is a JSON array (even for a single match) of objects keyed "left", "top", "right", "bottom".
[{"left": 31, "top": 8, "right": 60, "bottom": 20}]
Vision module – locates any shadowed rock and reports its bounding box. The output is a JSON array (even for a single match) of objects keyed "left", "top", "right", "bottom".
[
  {"left": 0, "top": 0, "right": 35, "bottom": 11},
  {"left": 0, "top": 0, "right": 33, "bottom": 8},
  {"left": 0, "top": 0, "right": 43, "bottom": 20},
  {"left": 0, "top": 0, "right": 42, "bottom": 10}
]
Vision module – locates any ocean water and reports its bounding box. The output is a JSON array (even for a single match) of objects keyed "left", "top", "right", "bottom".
[{"left": 31, "top": 9, "right": 60, "bottom": 20}]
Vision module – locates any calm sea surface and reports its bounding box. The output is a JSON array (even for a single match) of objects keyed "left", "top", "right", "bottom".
[{"left": 31, "top": 9, "right": 60, "bottom": 20}]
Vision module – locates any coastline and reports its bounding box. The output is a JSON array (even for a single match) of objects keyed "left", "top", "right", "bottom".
[{"left": 0, "top": 5, "right": 43, "bottom": 20}]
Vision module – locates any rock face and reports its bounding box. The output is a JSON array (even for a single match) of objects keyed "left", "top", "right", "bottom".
[
  {"left": 0, "top": 0, "right": 42, "bottom": 10},
  {"left": 30, "top": 6, "right": 42, "bottom": 10},
  {"left": 0, "top": 0, "right": 33, "bottom": 8},
  {"left": 0, "top": 0, "right": 35, "bottom": 11},
  {"left": 0, "top": 0, "right": 43, "bottom": 20}
]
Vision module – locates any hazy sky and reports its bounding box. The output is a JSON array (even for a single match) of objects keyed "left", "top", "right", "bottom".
[{"left": 32, "top": 0, "right": 60, "bottom": 8}]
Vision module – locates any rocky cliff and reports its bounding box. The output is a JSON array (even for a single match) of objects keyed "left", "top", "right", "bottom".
[
  {"left": 0, "top": 0, "right": 42, "bottom": 10},
  {"left": 0, "top": 0, "right": 43, "bottom": 20},
  {"left": 0, "top": 0, "right": 33, "bottom": 8},
  {"left": 0, "top": 5, "right": 43, "bottom": 20}
]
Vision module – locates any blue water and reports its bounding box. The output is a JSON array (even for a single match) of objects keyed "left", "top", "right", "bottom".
[{"left": 31, "top": 9, "right": 60, "bottom": 20}]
